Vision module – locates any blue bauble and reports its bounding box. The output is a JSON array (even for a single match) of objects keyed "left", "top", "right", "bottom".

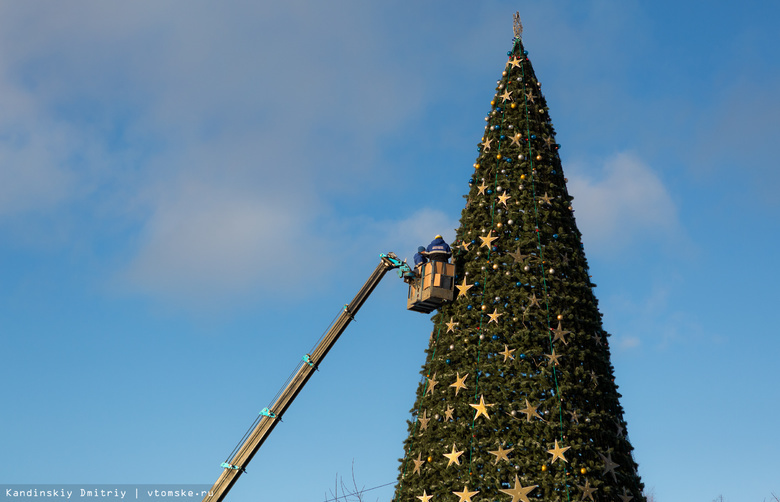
[
  {"left": 487, "top": 189, "right": 493, "bottom": 195},
  {"left": 516, "top": 282, "right": 522, "bottom": 287},
  {"left": 492, "top": 335, "right": 499, "bottom": 340},
  {"left": 531, "top": 134, "right": 536, "bottom": 139},
  {"left": 553, "top": 234, "right": 558, "bottom": 239},
  {"left": 446, "top": 359, "right": 451, "bottom": 364},
  {"left": 467, "top": 305, "right": 473, "bottom": 310},
  {"left": 523, "top": 50, "right": 528, "bottom": 55}
]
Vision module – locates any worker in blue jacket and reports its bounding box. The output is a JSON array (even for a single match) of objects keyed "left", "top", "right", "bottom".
[
  {"left": 426, "top": 235, "right": 452, "bottom": 262},
  {"left": 413, "top": 246, "right": 428, "bottom": 267}
]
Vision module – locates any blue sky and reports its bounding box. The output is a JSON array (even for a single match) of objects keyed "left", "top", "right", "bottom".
[{"left": 2, "top": 1, "right": 779, "bottom": 501}]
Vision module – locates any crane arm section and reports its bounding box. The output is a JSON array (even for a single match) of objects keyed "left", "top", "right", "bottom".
[{"left": 203, "top": 253, "right": 408, "bottom": 502}]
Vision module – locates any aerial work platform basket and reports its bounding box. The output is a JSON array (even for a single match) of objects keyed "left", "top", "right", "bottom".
[{"left": 407, "top": 261, "right": 455, "bottom": 313}]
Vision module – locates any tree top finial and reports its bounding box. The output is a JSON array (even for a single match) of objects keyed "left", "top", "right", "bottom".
[{"left": 513, "top": 12, "right": 523, "bottom": 39}]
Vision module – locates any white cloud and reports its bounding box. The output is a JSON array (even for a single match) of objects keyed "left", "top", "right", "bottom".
[
  {"left": 0, "top": 3, "right": 431, "bottom": 303},
  {"left": 0, "top": 135, "right": 72, "bottom": 216},
  {"left": 567, "top": 152, "right": 681, "bottom": 256},
  {"left": 0, "top": 2, "right": 426, "bottom": 208},
  {"left": 0, "top": 67, "right": 77, "bottom": 217},
  {"left": 123, "top": 177, "right": 327, "bottom": 304},
  {"left": 378, "top": 208, "right": 459, "bottom": 257},
  {"left": 122, "top": 191, "right": 460, "bottom": 307},
  {"left": 616, "top": 335, "right": 641, "bottom": 350}
]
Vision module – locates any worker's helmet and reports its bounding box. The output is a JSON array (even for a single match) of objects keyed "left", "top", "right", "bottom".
[
  {"left": 418, "top": 246, "right": 426, "bottom": 253},
  {"left": 435, "top": 234, "right": 443, "bottom": 239}
]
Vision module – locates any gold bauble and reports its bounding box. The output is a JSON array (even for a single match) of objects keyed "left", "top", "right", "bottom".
[
  {"left": 520, "top": 174, "right": 526, "bottom": 180},
  {"left": 580, "top": 468, "right": 587, "bottom": 474},
  {"left": 541, "top": 465, "right": 547, "bottom": 472},
  {"left": 557, "top": 314, "right": 563, "bottom": 320},
  {"left": 496, "top": 154, "right": 502, "bottom": 160},
  {"left": 428, "top": 456, "right": 433, "bottom": 462},
  {"left": 536, "top": 154, "right": 542, "bottom": 160},
  {"left": 490, "top": 100, "right": 496, "bottom": 106},
  {"left": 511, "top": 103, "right": 516, "bottom": 109}
]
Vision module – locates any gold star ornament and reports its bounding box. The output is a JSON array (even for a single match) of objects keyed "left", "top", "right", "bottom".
[
  {"left": 443, "top": 444, "right": 464, "bottom": 467},
  {"left": 412, "top": 452, "right": 425, "bottom": 475},
  {"left": 480, "top": 230, "right": 498, "bottom": 248},
  {"left": 618, "top": 488, "right": 634, "bottom": 502},
  {"left": 470, "top": 395, "right": 495, "bottom": 420},
  {"left": 576, "top": 480, "right": 597, "bottom": 501},
  {"left": 444, "top": 404, "right": 455, "bottom": 421},
  {"left": 456, "top": 278, "right": 473, "bottom": 298},
  {"left": 452, "top": 486, "right": 479, "bottom": 502},
  {"left": 507, "top": 247, "right": 528, "bottom": 263},
  {"left": 450, "top": 373, "right": 468, "bottom": 395},
  {"left": 425, "top": 373, "right": 439, "bottom": 395},
  {"left": 498, "top": 475, "right": 537, "bottom": 502},
  {"left": 547, "top": 439, "right": 570, "bottom": 464},
  {"left": 487, "top": 307, "right": 504, "bottom": 324},
  {"left": 551, "top": 321, "right": 571, "bottom": 345},
  {"left": 598, "top": 451, "right": 620, "bottom": 482},
  {"left": 545, "top": 349, "right": 562, "bottom": 367},
  {"left": 446, "top": 317, "right": 459, "bottom": 333},
  {"left": 418, "top": 410, "right": 430, "bottom": 431},
  {"left": 416, "top": 490, "right": 433, "bottom": 502},
  {"left": 518, "top": 399, "right": 542, "bottom": 422},
  {"left": 499, "top": 344, "right": 515, "bottom": 362},
  {"left": 488, "top": 444, "right": 514, "bottom": 464}
]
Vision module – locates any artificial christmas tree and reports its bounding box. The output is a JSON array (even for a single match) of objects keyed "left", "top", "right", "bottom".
[{"left": 393, "top": 15, "right": 645, "bottom": 502}]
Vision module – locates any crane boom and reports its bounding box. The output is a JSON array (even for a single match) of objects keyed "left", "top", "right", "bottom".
[{"left": 203, "top": 253, "right": 410, "bottom": 502}]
